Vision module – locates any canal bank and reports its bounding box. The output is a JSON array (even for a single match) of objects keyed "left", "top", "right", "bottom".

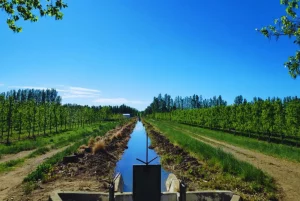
[{"left": 115, "top": 121, "right": 170, "bottom": 192}]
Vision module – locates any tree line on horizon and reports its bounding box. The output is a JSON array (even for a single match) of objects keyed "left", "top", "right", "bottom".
[
  {"left": 144, "top": 93, "right": 300, "bottom": 145},
  {"left": 0, "top": 88, "right": 138, "bottom": 144}
]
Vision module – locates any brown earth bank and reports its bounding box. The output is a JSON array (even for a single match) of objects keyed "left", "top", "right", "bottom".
[
  {"left": 142, "top": 120, "right": 279, "bottom": 201},
  {"left": 2, "top": 119, "right": 137, "bottom": 201}
]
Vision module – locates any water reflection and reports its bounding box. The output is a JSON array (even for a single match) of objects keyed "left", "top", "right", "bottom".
[{"left": 115, "top": 121, "right": 170, "bottom": 192}]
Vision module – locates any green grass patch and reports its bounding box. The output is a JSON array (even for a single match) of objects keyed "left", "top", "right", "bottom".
[
  {"left": 23, "top": 181, "right": 38, "bottom": 195},
  {"left": 158, "top": 120, "right": 300, "bottom": 162},
  {"left": 0, "top": 158, "right": 25, "bottom": 173},
  {"left": 161, "top": 154, "right": 183, "bottom": 164},
  {"left": 27, "top": 147, "right": 51, "bottom": 158},
  {"left": 0, "top": 123, "right": 114, "bottom": 156},
  {"left": 145, "top": 119, "right": 275, "bottom": 190}
]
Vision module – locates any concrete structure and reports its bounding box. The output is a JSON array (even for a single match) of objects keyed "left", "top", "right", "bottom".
[
  {"left": 165, "top": 173, "right": 180, "bottom": 193},
  {"left": 49, "top": 191, "right": 241, "bottom": 201},
  {"left": 114, "top": 173, "right": 124, "bottom": 193},
  {"left": 49, "top": 166, "right": 241, "bottom": 201}
]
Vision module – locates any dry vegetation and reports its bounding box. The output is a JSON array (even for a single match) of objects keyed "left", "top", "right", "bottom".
[{"left": 92, "top": 140, "right": 106, "bottom": 154}]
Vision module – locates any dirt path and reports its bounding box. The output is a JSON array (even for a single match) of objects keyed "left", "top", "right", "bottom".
[
  {"left": 167, "top": 124, "right": 300, "bottom": 201},
  {"left": 0, "top": 149, "right": 36, "bottom": 163},
  {"left": 0, "top": 145, "right": 71, "bottom": 201}
]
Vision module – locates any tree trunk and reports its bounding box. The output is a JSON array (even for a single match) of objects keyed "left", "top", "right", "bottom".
[
  {"left": 19, "top": 120, "right": 22, "bottom": 140},
  {"left": 43, "top": 107, "right": 47, "bottom": 136},
  {"left": 18, "top": 113, "right": 22, "bottom": 140},
  {"left": 55, "top": 117, "right": 58, "bottom": 133},
  {"left": 1, "top": 118, "right": 4, "bottom": 139},
  {"left": 32, "top": 104, "right": 36, "bottom": 138},
  {"left": 6, "top": 121, "right": 10, "bottom": 144},
  {"left": 38, "top": 122, "right": 41, "bottom": 136},
  {"left": 6, "top": 98, "right": 13, "bottom": 144},
  {"left": 49, "top": 113, "right": 52, "bottom": 134},
  {"left": 54, "top": 107, "right": 58, "bottom": 133},
  {"left": 28, "top": 120, "right": 31, "bottom": 138}
]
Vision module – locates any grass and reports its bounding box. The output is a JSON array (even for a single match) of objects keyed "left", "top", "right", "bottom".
[
  {"left": 0, "top": 121, "right": 124, "bottom": 174},
  {"left": 144, "top": 119, "right": 276, "bottom": 191},
  {"left": 23, "top": 181, "right": 38, "bottom": 195},
  {"left": 156, "top": 120, "right": 300, "bottom": 162},
  {"left": 0, "top": 158, "right": 25, "bottom": 173},
  {"left": 27, "top": 147, "right": 51, "bottom": 158},
  {"left": 0, "top": 122, "right": 118, "bottom": 156}
]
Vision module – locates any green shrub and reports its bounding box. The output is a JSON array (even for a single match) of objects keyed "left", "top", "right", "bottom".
[{"left": 23, "top": 181, "right": 38, "bottom": 195}]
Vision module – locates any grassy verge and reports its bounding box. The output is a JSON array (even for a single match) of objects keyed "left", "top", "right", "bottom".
[
  {"left": 144, "top": 118, "right": 278, "bottom": 200},
  {"left": 156, "top": 120, "right": 300, "bottom": 162},
  {"left": 0, "top": 121, "right": 126, "bottom": 155},
  {"left": 23, "top": 120, "right": 127, "bottom": 183},
  {"left": 0, "top": 147, "right": 51, "bottom": 173},
  {"left": 0, "top": 158, "right": 25, "bottom": 173},
  {"left": 0, "top": 121, "right": 122, "bottom": 174},
  {"left": 27, "top": 147, "right": 51, "bottom": 158},
  {"left": 0, "top": 124, "right": 104, "bottom": 155}
]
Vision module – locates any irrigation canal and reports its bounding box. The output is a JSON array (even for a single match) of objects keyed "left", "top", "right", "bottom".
[{"left": 115, "top": 121, "right": 170, "bottom": 192}]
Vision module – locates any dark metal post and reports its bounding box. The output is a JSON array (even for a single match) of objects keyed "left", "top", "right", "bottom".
[
  {"left": 179, "top": 181, "right": 186, "bottom": 201},
  {"left": 146, "top": 130, "right": 148, "bottom": 164},
  {"left": 109, "top": 182, "right": 114, "bottom": 201},
  {"left": 136, "top": 124, "right": 157, "bottom": 165}
]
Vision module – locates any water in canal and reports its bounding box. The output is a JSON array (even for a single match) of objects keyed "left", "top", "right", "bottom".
[{"left": 115, "top": 121, "right": 170, "bottom": 192}]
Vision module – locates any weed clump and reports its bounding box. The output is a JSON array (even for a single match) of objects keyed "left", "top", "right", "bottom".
[
  {"left": 93, "top": 140, "right": 106, "bottom": 154},
  {"left": 79, "top": 145, "right": 88, "bottom": 149},
  {"left": 88, "top": 137, "right": 95, "bottom": 147},
  {"left": 115, "top": 131, "right": 122, "bottom": 139},
  {"left": 23, "top": 181, "right": 38, "bottom": 195},
  {"left": 95, "top": 136, "right": 102, "bottom": 142}
]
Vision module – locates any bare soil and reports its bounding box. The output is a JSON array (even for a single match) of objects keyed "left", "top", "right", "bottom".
[
  {"left": 167, "top": 124, "right": 300, "bottom": 201},
  {"left": 0, "top": 145, "right": 71, "bottom": 201},
  {"left": 2, "top": 120, "right": 136, "bottom": 201}
]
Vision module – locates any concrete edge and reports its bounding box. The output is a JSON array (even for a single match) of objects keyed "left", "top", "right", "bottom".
[
  {"left": 49, "top": 190, "right": 241, "bottom": 201},
  {"left": 114, "top": 173, "right": 124, "bottom": 192}
]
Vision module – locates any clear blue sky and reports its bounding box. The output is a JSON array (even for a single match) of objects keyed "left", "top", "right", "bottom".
[{"left": 0, "top": 0, "right": 299, "bottom": 110}]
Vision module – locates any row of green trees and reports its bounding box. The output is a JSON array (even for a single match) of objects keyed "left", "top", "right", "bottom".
[
  {"left": 146, "top": 94, "right": 300, "bottom": 145},
  {"left": 144, "top": 93, "right": 227, "bottom": 114},
  {"left": 0, "top": 89, "right": 138, "bottom": 144}
]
